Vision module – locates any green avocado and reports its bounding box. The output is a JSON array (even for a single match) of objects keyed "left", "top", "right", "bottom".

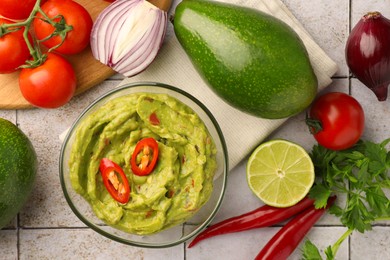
[
  {"left": 173, "top": 0, "right": 318, "bottom": 119},
  {"left": 0, "top": 118, "right": 37, "bottom": 229}
]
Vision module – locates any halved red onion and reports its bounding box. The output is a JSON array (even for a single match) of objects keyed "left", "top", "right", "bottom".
[{"left": 90, "top": 0, "right": 168, "bottom": 77}]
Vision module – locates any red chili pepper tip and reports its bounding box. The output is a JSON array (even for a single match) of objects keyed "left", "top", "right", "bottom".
[
  {"left": 255, "top": 196, "right": 337, "bottom": 260},
  {"left": 188, "top": 196, "right": 316, "bottom": 248}
]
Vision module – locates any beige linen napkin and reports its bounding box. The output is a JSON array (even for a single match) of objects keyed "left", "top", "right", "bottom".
[{"left": 116, "top": 0, "right": 338, "bottom": 170}]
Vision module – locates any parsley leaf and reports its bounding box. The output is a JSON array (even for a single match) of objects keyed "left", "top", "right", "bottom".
[
  {"left": 304, "top": 138, "right": 390, "bottom": 259},
  {"left": 302, "top": 240, "right": 322, "bottom": 260}
]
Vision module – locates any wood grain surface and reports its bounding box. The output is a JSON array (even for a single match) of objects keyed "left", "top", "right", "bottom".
[{"left": 0, "top": 0, "right": 116, "bottom": 109}]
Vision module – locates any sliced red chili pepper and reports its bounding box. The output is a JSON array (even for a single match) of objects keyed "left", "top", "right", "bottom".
[
  {"left": 255, "top": 196, "right": 337, "bottom": 260},
  {"left": 188, "top": 197, "right": 315, "bottom": 248},
  {"left": 130, "top": 137, "right": 159, "bottom": 176},
  {"left": 149, "top": 112, "right": 160, "bottom": 125},
  {"left": 99, "top": 158, "right": 130, "bottom": 204}
]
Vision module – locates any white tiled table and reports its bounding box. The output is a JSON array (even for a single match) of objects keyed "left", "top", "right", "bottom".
[{"left": 2, "top": 0, "right": 390, "bottom": 259}]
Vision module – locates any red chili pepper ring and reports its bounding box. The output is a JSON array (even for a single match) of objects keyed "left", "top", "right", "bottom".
[
  {"left": 130, "top": 137, "right": 159, "bottom": 176},
  {"left": 99, "top": 158, "right": 131, "bottom": 204}
]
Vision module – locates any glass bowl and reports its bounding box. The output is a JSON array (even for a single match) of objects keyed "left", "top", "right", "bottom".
[{"left": 59, "top": 82, "right": 228, "bottom": 248}]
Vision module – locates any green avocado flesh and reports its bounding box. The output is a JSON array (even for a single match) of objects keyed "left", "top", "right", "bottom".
[
  {"left": 0, "top": 118, "right": 37, "bottom": 229},
  {"left": 173, "top": 0, "right": 318, "bottom": 119}
]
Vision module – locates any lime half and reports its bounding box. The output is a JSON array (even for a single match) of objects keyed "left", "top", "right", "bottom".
[{"left": 246, "top": 139, "right": 314, "bottom": 208}]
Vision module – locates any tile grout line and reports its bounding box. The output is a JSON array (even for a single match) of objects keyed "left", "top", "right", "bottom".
[
  {"left": 183, "top": 224, "right": 187, "bottom": 260},
  {"left": 347, "top": 0, "right": 352, "bottom": 259},
  {"left": 10, "top": 221, "right": 390, "bottom": 232},
  {"left": 17, "top": 214, "right": 20, "bottom": 260},
  {"left": 15, "top": 104, "right": 20, "bottom": 260},
  {"left": 347, "top": 0, "right": 353, "bottom": 97}
]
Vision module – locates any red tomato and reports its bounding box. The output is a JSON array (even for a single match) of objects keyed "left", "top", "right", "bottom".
[
  {"left": 33, "top": 0, "right": 93, "bottom": 54},
  {"left": 307, "top": 92, "right": 365, "bottom": 151},
  {"left": 19, "top": 53, "right": 76, "bottom": 108},
  {"left": 0, "top": 0, "right": 37, "bottom": 20},
  {"left": 0, "top": 19, "right": 31, "bottom": 73}
]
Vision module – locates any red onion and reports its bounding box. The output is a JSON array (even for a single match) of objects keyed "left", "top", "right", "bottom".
[
  {"left": 346, "top": 11, "right": 390, "bottom": 101},
  {"left": 90, "top": 0, "right": 171, "bottom": 77}
]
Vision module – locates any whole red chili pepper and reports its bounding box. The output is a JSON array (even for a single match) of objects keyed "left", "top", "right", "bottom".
[
  {"left": 255, "top": 196, "right": 337, "bottom": 260},
  {"left": 188, "top": 197, "right": 315, "bottom": 248}
]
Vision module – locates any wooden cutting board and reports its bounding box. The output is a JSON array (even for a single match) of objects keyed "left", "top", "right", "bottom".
[{"left": 0, "top": 0, "right": 116, "bottom": 109}]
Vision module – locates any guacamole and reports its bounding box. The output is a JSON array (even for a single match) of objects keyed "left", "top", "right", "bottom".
[{"left": 69, "top": 92, "right": 217, "bottom": 235}]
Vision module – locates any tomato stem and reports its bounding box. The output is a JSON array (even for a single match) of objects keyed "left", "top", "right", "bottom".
[
  {"left": 0, "top": 0, "right": 73, "bottom": 67},
  {"left": 5, "top": 0, "right": 43, "bottom": 62},
  {"left": 305, "top": 112, "right": 323, "bottom": 135},
  {"left": 35, "top": 14, "right": 73, "bottom": 53}
]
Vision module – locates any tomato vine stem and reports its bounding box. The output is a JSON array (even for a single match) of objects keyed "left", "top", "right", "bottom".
[
  {"left": 0, "top": 0, "right": 73, "bottom": 67},
  {"left": 305, "top": 112, "right": 323, "bottom": 135}
]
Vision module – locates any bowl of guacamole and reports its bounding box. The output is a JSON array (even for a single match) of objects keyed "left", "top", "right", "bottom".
[{"left": 59, "top": 82, "right": 228, "bottom": 248}]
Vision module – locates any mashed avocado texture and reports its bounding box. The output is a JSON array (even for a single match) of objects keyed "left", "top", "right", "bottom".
[{"left": 69, "top": 93, "right": 217, "bottom": 235}]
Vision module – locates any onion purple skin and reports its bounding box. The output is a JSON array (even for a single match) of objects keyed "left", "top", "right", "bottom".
[{"left": 345, "top": 11, "right": 390, "bottom": 101}]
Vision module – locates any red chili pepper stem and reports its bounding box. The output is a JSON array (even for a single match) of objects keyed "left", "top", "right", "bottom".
[
  {"left": 188, "top": 197, "right": 315, "bottom": 248},
  {"left": 255, "top": 196, "right": 337, "bottom": 260}
]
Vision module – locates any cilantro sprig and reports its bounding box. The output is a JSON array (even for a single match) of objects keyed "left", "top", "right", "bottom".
[{"left": 302, "top": 138, "right": 390, "bottom": 259}]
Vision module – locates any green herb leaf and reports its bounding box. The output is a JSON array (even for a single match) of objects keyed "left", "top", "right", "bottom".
[
  {"left": 307, "top": 139, "right": 390, "bottom": 259},
  {"left": 309, "top": 185, "right": 331, "bottom": 209},
  {"left": 324, "top": 245, "right": 335, "bottom": 260},
  {"left": 302, "top": 240, "right": 323, "bottom": 260}
]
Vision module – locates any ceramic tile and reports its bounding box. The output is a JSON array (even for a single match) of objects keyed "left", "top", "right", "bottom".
[
  {"left": 350, "top": 227, "right": 390, "bottom": 260},
  {"left": 16, "top": 108, "right": 82, "bottom": 228},
  {"left": 350, "top": 78, "right": 390, "bottom": 143},
  {"left": 351, "top": 1, "right": 390, "bottom": 25},
  {"left": 186, "top": 226, "right": 348, "bottom": 260},
  {"left": 0, "top": 229, "right": 17, "bottom": 259},
  {"left": 19, "top": 228, "right": 183, "bottom": 260},
  {"left": 290, "top": 227, "right": 349, "bottom": 260},
  {"left": 281, "top": 0, "right": 349, "bottom": 77},
  {"left": 0, "top": 110, "right": 16, "bottom": 123}
]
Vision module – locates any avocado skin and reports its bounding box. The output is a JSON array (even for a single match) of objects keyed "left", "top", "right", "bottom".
[
  {"left": 173, "top": 0, "right": 318, "bottom": 119},
  {"left": 0, "top": 118, "right": 37, "bottom": 229}
]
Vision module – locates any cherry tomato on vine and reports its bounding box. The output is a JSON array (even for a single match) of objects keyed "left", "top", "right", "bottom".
[
  {"left": 0, "top": 19, "right": 31, "bottom": 74},
  {"left": 19, "top": 53, "right": 76, "bottom": 108},
  {"left": 33, "top": 0, "right": 93, "bottom": 55},
  {"left": 0, "top": 0, "right": 37, "bottom": 20},
  {"left": 306, "top": 92, "right": 365, "bottom": 151}
]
